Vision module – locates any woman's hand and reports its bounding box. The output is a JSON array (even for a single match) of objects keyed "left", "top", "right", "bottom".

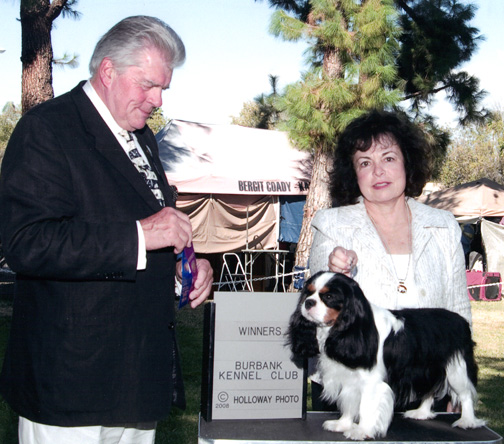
[{"left": 328, "top": 247, "right": 358, "bottom": 277}]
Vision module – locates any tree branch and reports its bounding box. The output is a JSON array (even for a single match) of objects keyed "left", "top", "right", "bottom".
[
  {"left": 403, "top": 84, "right": 450, "bottom": 101},
  {"left": 46, "top": 0, "right": 70, "bottom": 22}
]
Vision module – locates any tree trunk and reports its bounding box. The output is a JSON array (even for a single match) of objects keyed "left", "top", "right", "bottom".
[
  {"left": 288, "top": 148, "right": 332, "bottom": 291},
  {"left": 323, "top": 47, "right": 343, "bottom": 80},
  {"left": 288, "top": 40, "right": 343, "bottom": 291},
  {"left": 20, "top": 0, "right": 67, "bottom": 113},
  {"left": 21, "top": 0, "right": 54, "bottom": 113}
]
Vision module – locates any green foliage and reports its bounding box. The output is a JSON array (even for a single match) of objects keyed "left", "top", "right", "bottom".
[
  {"left": 257, "top": 0, "right": 487, "bottom": 164},
  {"left": 439, "top": 110, "right": 504, "bottom": 187},
  {"left": 61, "top": 0, "right": 81, "bottom": 19},
  {"left": 0, "top": 103, "right": 21, "bottom": 166},
  {"left": 231, "top": 101, "right": 263, "bottom": 127},
  {"left": 231, "top": 101, "right": 262, "bottom": 127},
  {"left": 231, "top": 75, "right": 282, "bottom": 129},
  {"left": 418, "top": 116, "right": 451, "bottom": 180},
  {"left": 396, "top": 0, "right": 487, "bottom": 125},
  {"left": 269, "top": 9, "right": 306, "bottom": 41},
  {"left": 53, "top": 52, "right": 80, "bottom": 69},
  {"left": 440, "top": 143, "right": 502, "bottom": 188},
  {"left": 272, "top": 0, "right": 402, "bottom": 153},
  {"left": 147, "top": 108, "right": 170, "bottom": 135}
]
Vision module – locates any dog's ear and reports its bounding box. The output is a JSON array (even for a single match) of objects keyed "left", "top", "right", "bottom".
[
  {"left": 324, "top": 276, "right": 379, "bottom": 369},
  {"left": 286, "top": 297, "right": 319, "bottom": 359}
]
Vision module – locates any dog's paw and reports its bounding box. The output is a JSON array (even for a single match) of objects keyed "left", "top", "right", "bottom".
[
  {"left": 404, "top": 409, "right": 437, "bottom": 420},
  {"left": 343, "top": 426, "right": 372, "bottom": 441},
  {"left": 452, "top": 416, "right": 486, "bottom": 429},
  {"left": 323, "top": 418, "right": 353, "bottom": 433}
]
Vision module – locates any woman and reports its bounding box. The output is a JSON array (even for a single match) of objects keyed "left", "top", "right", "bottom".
[{"left": 308, "top": 109, "right": 471, "bottom": 410}]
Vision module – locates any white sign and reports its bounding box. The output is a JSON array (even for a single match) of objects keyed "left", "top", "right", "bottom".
[{"left": 211, "top": 292, "right": 304, "bottom": 420}]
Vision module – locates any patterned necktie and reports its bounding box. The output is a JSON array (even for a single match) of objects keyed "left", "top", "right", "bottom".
[{"left": 119, "top": 130, "right": 165, "bottom": 207}]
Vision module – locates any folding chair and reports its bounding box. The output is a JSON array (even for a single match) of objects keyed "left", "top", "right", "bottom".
[{"left": 217, "top": 253, "right": 252, "bottom": 292}]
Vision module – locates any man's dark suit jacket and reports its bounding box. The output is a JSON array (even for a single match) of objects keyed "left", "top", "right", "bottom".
[{"left": 0, "top": 82, "right": 186, "bottom": 426}]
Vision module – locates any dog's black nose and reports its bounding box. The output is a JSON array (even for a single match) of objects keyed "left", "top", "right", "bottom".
[{"left": 304, "top": 299, "right": 316, "bottom": 310}]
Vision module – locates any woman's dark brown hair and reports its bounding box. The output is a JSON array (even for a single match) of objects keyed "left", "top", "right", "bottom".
[{"left": 329, "top": 110, "right": 432, "bottom": 206}]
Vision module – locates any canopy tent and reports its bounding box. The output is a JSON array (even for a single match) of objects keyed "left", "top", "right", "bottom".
[
  {"left": 156, "top": 120, "right": 312, "bottom": 253},
  {"left": 418, "top": 178, "right": 504, "bottom": 224},
  {"left": 480, "top": 219, "right": 504, "bottom": 279},
  {"left": 419, "top": 178, "right": 504, "bottom": 279}
]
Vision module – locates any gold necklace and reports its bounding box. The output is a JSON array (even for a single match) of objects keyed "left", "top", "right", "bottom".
[{"left": 367, "top": 203, "right": 412, "bottom": 294}]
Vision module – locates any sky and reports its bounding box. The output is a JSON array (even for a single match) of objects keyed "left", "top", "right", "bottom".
[{"left": 0, "top": 0, "right": 503, "bottom": 127}]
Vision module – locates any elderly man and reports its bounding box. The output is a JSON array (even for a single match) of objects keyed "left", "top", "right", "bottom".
[{"left": 0, "top": 16, "right": 213, "bottom": 444}]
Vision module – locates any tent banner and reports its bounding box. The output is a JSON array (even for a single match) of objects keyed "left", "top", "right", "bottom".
[{"left": 156, "top": 120, "right": 312, "bottom": 196}]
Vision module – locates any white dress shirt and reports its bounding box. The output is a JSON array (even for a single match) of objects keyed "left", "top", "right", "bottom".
[{"left": 82, "top": 81, "right": 147, "bottom": 270}]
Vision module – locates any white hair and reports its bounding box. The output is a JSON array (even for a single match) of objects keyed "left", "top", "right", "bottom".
[{"left": 89, "top": 15, "right": 185, "bottom": 77}]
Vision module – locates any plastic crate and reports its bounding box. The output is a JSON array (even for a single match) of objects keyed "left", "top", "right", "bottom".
[{"left": 466, "top": 270, "right": 502, "bottom": 301}]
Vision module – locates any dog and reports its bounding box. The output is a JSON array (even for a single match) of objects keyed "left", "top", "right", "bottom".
[{"left": 287, "top": 271, "right": 485, "bottom": 440}]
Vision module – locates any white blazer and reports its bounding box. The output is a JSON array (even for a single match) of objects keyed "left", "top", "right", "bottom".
[{"left": 309, "top": 197, "right": 472, "bottom": 325}]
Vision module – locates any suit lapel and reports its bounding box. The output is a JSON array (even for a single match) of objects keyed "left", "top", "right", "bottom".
[
  {"left": 409, "top": 199, "right": 434, "bottom": 263},
  {"left": 70, "top": 83, "right": 165, "bottom": 212}
]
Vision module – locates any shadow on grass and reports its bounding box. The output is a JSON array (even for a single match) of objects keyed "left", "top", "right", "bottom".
[
  {"left": 156, "top": 303, "right": 205, "bottom": 444},
  {"left": 0, "top": 400, "right": 17, "bottom": 444},
  {"left": 0, "top": 317, "right": 17, "bottom": 444}
]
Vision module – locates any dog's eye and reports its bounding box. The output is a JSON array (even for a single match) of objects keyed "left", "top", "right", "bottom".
[{"left": 321, "top": 293, "right": 333, "bottom": 302}]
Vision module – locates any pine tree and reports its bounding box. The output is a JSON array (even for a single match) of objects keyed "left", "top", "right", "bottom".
[
  {"left": 255, "top": 0, "right": 487, "bottom": 283},
  {"left": 258, "top": 0, "right": 403, "bottom": 277},
  {"left": 147, "top": 108, "right": 170, "bottom": 135},
  {"left": 396, "top": 0, "right": 487, "bottom": 125}
]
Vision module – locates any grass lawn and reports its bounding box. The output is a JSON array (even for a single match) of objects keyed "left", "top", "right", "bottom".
[
  {"left": 0, "top": 297, "right": 502, "bottom": 443},
  {"left": 470, "top": 299, "right": 504, "bottom": 437}
]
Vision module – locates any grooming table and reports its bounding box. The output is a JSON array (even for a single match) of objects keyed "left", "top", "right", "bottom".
[{"left": 199, "top": 412, "right": 502, "bottom": 444}]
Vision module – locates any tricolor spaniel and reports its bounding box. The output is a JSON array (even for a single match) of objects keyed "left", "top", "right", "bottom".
[{"left": 287, "top": 271, "right": 485, "bottom": 440}]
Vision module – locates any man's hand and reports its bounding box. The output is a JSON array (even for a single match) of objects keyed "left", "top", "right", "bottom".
[
  {"left": 176, "top": 258, "right": 213, "bottom": 308},
  {"left": 140, "top": 207, "right": 192, "bottom": 253}
]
